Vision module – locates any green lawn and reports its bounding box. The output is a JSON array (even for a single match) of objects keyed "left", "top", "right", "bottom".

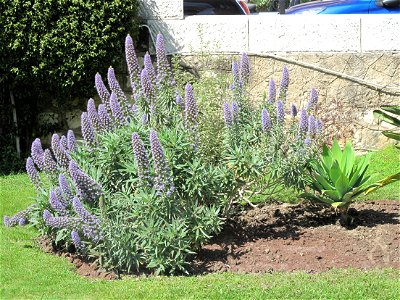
[{"left": 1, "top": 146, "right": 399, "bottom": 299}]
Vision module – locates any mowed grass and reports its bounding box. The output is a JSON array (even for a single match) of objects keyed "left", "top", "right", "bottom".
[{"left": 1, "top": 146, "right": 399, "bottom": 300}]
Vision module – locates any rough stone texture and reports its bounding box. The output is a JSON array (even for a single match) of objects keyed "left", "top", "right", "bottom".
[
  {"left": 181, "top": 52, "right": 400, "bottom": 151},
  {"left": 138, "top": 0, "right": 183, "bottom": 20}
]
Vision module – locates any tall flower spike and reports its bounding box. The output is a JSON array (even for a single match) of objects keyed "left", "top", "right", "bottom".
[
  {"left": 3, "top": 205, "right": 34, "bottom": 227},
  {"left": 298, "top": 109, "right": 308, "bottom": 136},
  {"left": 59, "top": 136, "right": 67, "bottom": 152},
  {"left": 95, "top": 73, "right": 111, "bottom": 110},
  {"left": 51, "top": 134, "right": 60, "bottom": 156},
  {"left": 59, "top": 174, "right": 74, "bottom": 202},
  {"left": 56, "top": 142, "right": 71, "bottom": 169},
  {"left": 144, "top": 52, "right": 156, "bottom": 85},
  {"left": 261, "top": 108, "right": 272, "bottom": 132},
  {"left": 49, "top": 190, "right": 67, "bottom": 216},
  {"left": 140, "top": 68, "right": 156, "bottom": 105},
  {"left": 291, "top": 104, "right": 298, "bottom": 117},
  {"left": 150, "top": 130, "right": 174, "bottom": 196},
  {"left": 125, "top": 34, "right": 140, "bottom": 83},
  {"left": 26, "top": 157, "right": 41, "bottom": 190},
  {"left": 43, "top": 209, "right": 81, "bottom": 231},
  {"left": 98, "top": 103, "right": 114, "bottom": 131},
  {"left": 308, "top": 115, "right": 316, "bottom": 136},
  {"left": 67, "top": 130, "right": 77, "bottom": 152},
  {"left": 109, "top": 92, "right": 126, "bottom": 126},
  {"left": 232, "top": 61, "right": 240, "bottom": 84},
  {"left": 223, "top": 102, "right": 233, "bottom": 127},
  {"left": 87, "top": 98, "right": 101, "bottom": 131},
  {"left": 131, "top": 133, "right": 151, "bottom": 186},
  {"left": 276, "top": 100, "right": 285, "bottom": 124},
  {"left": 69, "top": 161, "right": 102, "bottom": 202},
  {"left": 307, "top": 88, "right": 318, "bottom": 111},
  {"left": 71, "top": 230, "right": 85, "bottom": 250},
  {"left": 316, "top": 119, "right": 324, "bottom": 134},
  {"left": 73, "top": 197, "right": 102, "bottom": 242},
  {"left": 31, "top": 138, "right": 44, "bottom": 170},
  {"left": 278, "top": 66, "right": 289, "bottom": 101},
  {"left": 107, "top": 67, "right": 128, "bottom": 108},
  {"left": 176, "top": 94, "right": 183, "bottom": 107},
  {"left": 156, "top": 34, "right": 171, "bottom": 84},
  {"left": 184, "top": 83, "right": 198, "bottom": 126},
  {"left": 232, "top": 101, "right": 239, "bottom": 121},
  {"left": 267, "top": 79, "right": 276, "bottom": 104},
  {"left": 43, "top": 149, "right": 58, "bottom": 176},
  {"left": 240, "top": 52, "right": 250, "bottom": 84},
  {"left": 81, "top": 112, "right": 96, "bottom": 146}
]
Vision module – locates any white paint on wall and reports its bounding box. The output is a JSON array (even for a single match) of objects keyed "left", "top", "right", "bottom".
[{"left": 361, "top": 15, "right": 400, "bottom": 52}]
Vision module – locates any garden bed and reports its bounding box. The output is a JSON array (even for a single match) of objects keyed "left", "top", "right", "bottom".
[{"left": 36, "top": 200, "right": 399, "bottom": 279}]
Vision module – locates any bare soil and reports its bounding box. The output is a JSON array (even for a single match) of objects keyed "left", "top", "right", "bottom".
[{"left": 35, "top": 200, "right": 399, "bottom": 279}]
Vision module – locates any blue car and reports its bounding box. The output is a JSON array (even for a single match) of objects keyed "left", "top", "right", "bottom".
[{"left": 285, "top": 0, "right": 400, "bottom": 14}]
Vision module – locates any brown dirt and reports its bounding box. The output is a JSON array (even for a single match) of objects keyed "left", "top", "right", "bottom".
[
  {"left": 35, "top": 200, "right": 399, "bottom": 279},
  {"left": 191, "top": 200, "right": 400, "bottom": 274}
]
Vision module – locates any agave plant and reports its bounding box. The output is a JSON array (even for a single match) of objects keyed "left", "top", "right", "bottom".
[
  {"left": 373, "top": 105, "right": 400, "bottom": 144},
  {"left": 301, "top": 139, "right": 399, "bottom": 225}
]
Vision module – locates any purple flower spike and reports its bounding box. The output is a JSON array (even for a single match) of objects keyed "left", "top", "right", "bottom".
[
  {"left": 56, "top": 142, "right": 71, "bottom": 169},
  {"left": 18, "top": 218, "right": 28, "bottom": 226},
  {"left": 223, "top": 102, "right": 233, "bottom": 127},
  {"left": 278, "top": 66, "right": 289, "bottom": 100},
  {"left": 291, "top": 104, "right": 298, "bottom": 117},
  {"left": 316, "top": 119, "right": 324, "bottom": 134},
  {"left": 26, "top": 157, "right": 41, "bottom": 190},
  {"left": 298, "top": 109, "right": 308, "bottom": 135},
  {"left": 59, "top": 174, "right": 74, "bottom": 202},
  {"left": 67, "top": 130, "right": 77, "bottom": 152},
  {"left": 176, "top": 94, "right": 183, "bottom": 107},
  {"left": 240, "top": 53, "right": 250, "bottom": 83},
  {"left": 307, "top": 88, "right": 318, "bottom": 110},
  {"left": 308, "top": 115, "right": 316, "bottom": 136},
  {"left": 150, "top": 130, "right": 174, "bottom": 196},
  {"left": 73, "top": 197, "right": 101, "bottom": 242},
  {"left": 156, "top": 34, "right": 171, "bottom": 84},
  {"left": 232, "top": 61, "right": 240, "bottom": 84},
  {"left": 87, "top": 98, "right": 101, "bottom": 131},
  {"left": 3, "top": 205, "right": 34, "bottom": 227},
  {"left": 71, "top": 230, "right": 85, "bottom": 250},
  {"left": 140, "top": 67, "right": 156, "bottom": 105},
  {"left": 108, "top": 67, "right": 128, "bottom": 107},
  {"left": 49, "top": 190, "right": 67, "bottom": 216},
  {"left": 60, "top": 136, "right": 67, "bottom": 151},
  {"left": 31, "top": 138, "right": 44, "bottom": 170},
  {"left": 81, "top": 112, "right": 96, "bottom": 146},
  {"left": 142, "top": 114, "right": 148, "bottom": 125},
  {"left": 3, "top": 216, "right": 10, "bottom": 227},
  {"left": 95, "top": 73, "right": 111, "bottom": 110},
  {"left": 98, "top": 104, "right": 114, "bottom": 132},
  {"left": 43, "top": 149, "right": 58, "bottom": 175},
  {"left": 261, "top": 108, "right": 272, "bottom": 132},
  {"left": 232, "top": 101, "right": 239, "bottom": 121},
  {"left": 69, "top": 161, "right": 102, "bottom": 202},
  {"left": 131, "top": 133, "right": 151, "bottom": 186},
  {"left": 144, "top": 52, "right": 156, "bottom": 85},
  {"left": 267, "top": 79, "right": 276, "bottom": 104},
  {"left": 304, "top": 137, "right": 311, "bottom": 147},
  {"left": 43, "top": 210, "right": 81, "bottom": 231},
  {"left": 51, "top": 134, "right": 60, "bottom": 155},
  {"left": 109, "top": 92, "right": 126, "bottom": 126},
  {"left": 184, "top": 83, "right": 198, "bottom": 126},
  {"left": 125, "top": 34, "right": 140, "bottom": 83},
  {"left": 276, "top": 100, "right": 285, "bottom": 124}
]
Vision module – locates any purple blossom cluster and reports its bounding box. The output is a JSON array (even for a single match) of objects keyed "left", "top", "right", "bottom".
[
  {"left": 125, "top": 34, "right": 140, "bottom": 89},
  {"left": 267, "top": 79, "right": 276, "bottom": 104},
  {"left": 59, "top": 174, "right": 74, "bottom": 202},
  {"left": 87, "top": 98, "right": 101, "bottom": 131},
  {"left": 26, "top": 157, "right": 42, "bottom": 190},
  {"left": 239, "top": 53, "right": 250, "bottom": 84},
  {"left": 69, "top": 161, "right": 102, "bottom": 202},
  {"left": 67, "top": 130, "right": 77, "bottom": 152},
  {"left": 316, "top": 119, "right": 324, "bottom": 134},
  {"left": 81, "top": 112, "right": 96, "bottom": 146},
  {"left": 291, "top": 104, "right": 298, "bottom": 117},
  {"left": 73, "top": 197, "right": 102, "bottom": 242},
  {"left": 3, "top": 205, "right": 35, "bottom": 227},
  {"left": 98, "top": 104, "right": 114, "bottom": 131},
  {"left": 278, "top": 66, "right": 289, "bottom": 101},
  {"left": 156, "top": 34, "right": 172, "bottom": 84},
  {"left": 71, "top": 230, "right": 85, "bottom": 250},
  {"left": 31, "top": 138, "right": 44, "bottom": 170},
  {"left": 140, "top": 68, "right": 156, "bottom": 107},
  {"left": 261, "top": 108, "right": 272, "bottom": 132},
  {"left": 276, "top": 100, "right": 285, "bottom": 124},
  {"left": 184, "top": 83, "right": 198, "bottom": 126},
  {"left": 232, "top": 101, "right": 239, "bottom": 120},
  {"left": 223, "top": 102, "right": 233, "bottom": 127},
  {"left": 131, "top": 133, "right": 151, "bottom": 186},
  {"left": 307, "top": 88, "right": 318, "bottom": 111},
  {"left": 43, "top": 149, "right": 58, "bottom": 176},
  {"left": 43, "top": 209, "right": 81, "bottom": 231},
  {"left": 108, "top": 67, "right": 128, "bottom": 110},
  {"left": 95, "top": 73, "right": 111, "bottom": 111},
  {"left": 110, "top": 92, "right": 126, "bottom": 126},
  {"left": 144, "top": 53, "right": 156, "bottom": 86},
  {"left": 308, "top": 115, "right": 316, "bottom": 136},
  {"left": 298, "top": 109, "right": 309, "bottom": 136},
  {"left": 150, "top": 130, "right": 174, "bottom": 197},
  {"left": 49, "top": 190, "right": 67, "bottom": 216}
]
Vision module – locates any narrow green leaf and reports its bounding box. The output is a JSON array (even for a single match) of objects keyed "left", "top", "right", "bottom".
[
  {"left": 331, "top": 139, "right": 343, "bottom": 164},
  {"left": 335, "top": 173, "right": 351, "bottom": 199},
  {"left": 373, "top": 110, "right": 400, "bottom": 126},
  {"left": 382, "top": 131, "right": 400, "bottom": 141}
]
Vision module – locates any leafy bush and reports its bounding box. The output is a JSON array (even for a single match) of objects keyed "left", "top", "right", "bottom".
[{"left": 301, "top": 140, "right": 399, "bottom": 225}]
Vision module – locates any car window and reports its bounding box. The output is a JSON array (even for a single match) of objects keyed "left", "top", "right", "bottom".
[{"left": 184, "top": 0, "right": 243, "bottom": 15}]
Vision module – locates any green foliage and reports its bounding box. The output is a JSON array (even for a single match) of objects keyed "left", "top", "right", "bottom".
[
  {"left": 302, "top": 140, "right": 399, "bottom": 218},
  {"left": 373, "top": 105, "right": 400, "bottom": 143}
]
